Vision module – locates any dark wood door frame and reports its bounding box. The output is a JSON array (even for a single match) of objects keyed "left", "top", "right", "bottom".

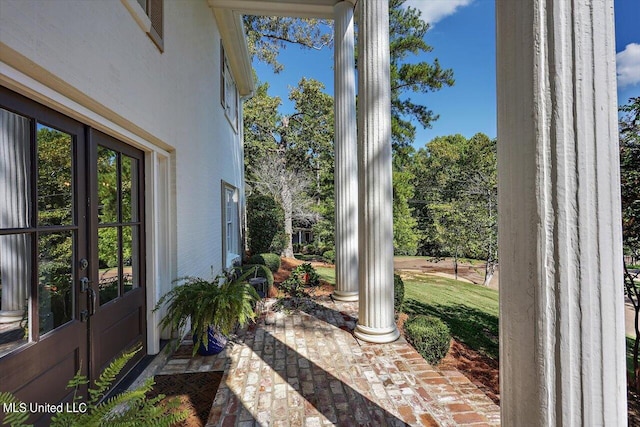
[
  {"left": 0, "top": 87, "right": 147, "bottom": 424},
  {"left": 87, "top": 129, "right": 146, "bottom": 383},
  {"left": 0, "top": 86, "right": 89, "bottom": 425}
]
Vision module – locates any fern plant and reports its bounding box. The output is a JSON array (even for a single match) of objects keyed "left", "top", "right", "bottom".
[
  {"left": 154, "top": 267, "right": 260, "bottom": 355},
  {"left": 0, "top": 344, "right": 189, "bottom": 427}
]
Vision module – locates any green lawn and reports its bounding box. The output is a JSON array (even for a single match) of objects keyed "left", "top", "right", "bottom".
[
  {"left": 312, "top": 264, "right": 499, "bottom": 360},
  {"left": 315, "top": 266, "right": 335, "bottom": 285},
  {"left": 394, "top": 255, "right": 485, "bottom": 265},
  {"left": 313, "top": 264, "right": 636, "bottom": 371},
  {"left": 401, "top": 272, "right": 500, "bottom": 361}
]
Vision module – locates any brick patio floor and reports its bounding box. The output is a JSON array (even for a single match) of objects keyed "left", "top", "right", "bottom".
[{"left": 154, "top": 296, "right": 500, "bottom": 426}]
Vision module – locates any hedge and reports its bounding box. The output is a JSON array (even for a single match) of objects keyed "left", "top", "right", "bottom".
[
  {"left": 394, "top": 273, "right": 405, "bottom": 316},
  {"left": 322, "top": 250, "right": 335, "bottom": 264},
  {"left": 404, "top": 315, "right": 451, "bottom": 366},
  {"left": 248, "top": 253, "right": 281, "bottom": 273},
  {"left": 247, "top": 194, "right": 287, "bottom": 255}
]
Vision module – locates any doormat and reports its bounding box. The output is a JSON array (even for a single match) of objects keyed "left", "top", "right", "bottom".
[
  {"left": 148, "top": 371, "right": 222, "bottom": 427},
  {"left": 171, "top": 344, "right": 195, "bottom": 359}
]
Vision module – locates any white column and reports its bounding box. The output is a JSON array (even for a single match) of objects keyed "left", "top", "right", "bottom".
[
  {"left": 497, "top": 0, "right": 626, "bottom": 424},
  {"left": 353, "top": 0, "right": 399, "bottom": 344},
  {"left": 332, "top": 0, "right": 358, "bottom": 302},
  {"left": 0, "top": 109, "right": 31, "bottom": 323}
]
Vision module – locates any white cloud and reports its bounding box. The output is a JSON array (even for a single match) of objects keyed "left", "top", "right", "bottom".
[
  {"left": 404, "top": 0, "right": 474, "bottom": 25},
  {"left": 617, "top": 43, "right": 640, "bottom": 88}
]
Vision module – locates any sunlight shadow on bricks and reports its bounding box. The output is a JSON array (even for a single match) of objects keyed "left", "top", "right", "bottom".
[
  {"left": 261, "top": 329, "right": 408, "bottom": 426},
  {"left": 206, "top": 297, "right": 499, "bottom": 426}
]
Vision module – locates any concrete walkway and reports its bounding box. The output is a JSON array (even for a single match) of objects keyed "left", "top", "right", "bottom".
[{"left": 156, "top": 296, "right": 500, "bottom": 426}]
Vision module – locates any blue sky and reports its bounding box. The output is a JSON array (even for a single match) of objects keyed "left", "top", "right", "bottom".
[{"left": 253, "top": 0, "right": 640, "bottom": 149}]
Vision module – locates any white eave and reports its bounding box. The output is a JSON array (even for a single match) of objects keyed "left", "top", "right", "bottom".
[
  {"left": 210, "top": 4, "right": 255, "bottom": 97},
  {"left": 209, "top": 0, "right": 357, "bottom": 97},
  {"left": 209, "top": 0, "right": 342, "bottom": 19}
]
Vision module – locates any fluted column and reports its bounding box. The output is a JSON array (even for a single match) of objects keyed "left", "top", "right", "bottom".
[
  {"left": 497, "top": 0, "right": 626, "bottom": 424},
  {"left": 332, "top": 0, "right": 358, "bottom": 302},
  {"left": 353, "top": 0, "right": 399, "bottom": 344},
  {"left": 0, "top": 109, "right": 31, "bottom": 323}
]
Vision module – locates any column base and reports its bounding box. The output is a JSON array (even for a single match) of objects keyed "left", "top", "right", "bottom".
[
  {"left": 354, "top": 323, "right": 400, "bottom": 343},
  {"left": 0, "top": 310, "right": 25, "bottom": 324},
  {"left": 332, "top": 290, "right": 358, "bottom": 302}
]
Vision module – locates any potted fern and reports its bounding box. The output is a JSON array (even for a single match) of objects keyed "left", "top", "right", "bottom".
[{"left": 154, "top": 267, "right": 261, "bottom": 356}]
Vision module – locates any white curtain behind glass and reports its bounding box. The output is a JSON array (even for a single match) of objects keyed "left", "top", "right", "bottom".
[{"left": 0, "top": 108, "right": 31, "bottom": 323}]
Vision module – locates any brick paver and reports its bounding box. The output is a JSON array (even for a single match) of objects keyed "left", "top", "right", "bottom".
[{"left": 155, "top": 296, "right": 500, "bottom": 426}]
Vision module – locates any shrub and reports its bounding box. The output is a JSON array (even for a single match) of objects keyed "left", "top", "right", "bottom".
[
  {"left": 279, "top": 263, "right": 320, "bottom": 298},
  {"left": 296, "top": 263, "right": 320, "bottom": 286},
  {"left": 0, "top": 344, "right": 188, "bottom": 427},
  {"left": 404, "top": 315, "right": 451, "bottom": 365},
  {"left": 247, "top": 194, "right": 287, "bottom": 255},
  {"left": 280, "top": 276, "right": 306, "bottom": 299},
  {"left": 394, "top": 274, "right": 405, "bottom": 315},
  {"left": 322, "top": 250, "right": 335, "bottom": 264},
  {"left": 241, "top": 264, "right": 274, "bottom": 287},
  {"left": 248, "top": 253, "right": 281, "bottom": 272}
]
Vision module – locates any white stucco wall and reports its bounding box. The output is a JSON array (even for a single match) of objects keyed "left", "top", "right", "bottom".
[{"left": 0, "top": 0, "right": 245, "bottom": 281}]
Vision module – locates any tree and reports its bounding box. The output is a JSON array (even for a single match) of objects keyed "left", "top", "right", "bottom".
[
  {"left": 464, "top": 133, "right": 498, "bottom": 286},
  {"left": 244, "top": 16, "right": 332, "bottom": 74},
  {"left": 621, "top": 97, "right": 640, "bottom": 264},
  {"left": 387, "top": 0, "right": 455, "bottom": 248},
  {"left": 620, "top": 96, "right": 640, "bottom": 391},
  {"left": 393, "top": 170, "right": 420, "bottom": 255},
  {"left": 36, "top": 127, "right": 74, "bottom": 330},
  {"left": 244, "top": 4, "right": 456, "bottom": 258},
  {"left": 243, "top": 78, "right": 334, "bottom": 258},
  {"left": 251, "top": 151, "right": 317, "bottom": 258},
  {"left": 411, "top": 133, "right": 497, "bottom": 284},
  {"left": 389, "top": 0, "right": 455, "bottom": 154},
  {"left": 246, "top": 193, "right": 287, "bottom": 255}
]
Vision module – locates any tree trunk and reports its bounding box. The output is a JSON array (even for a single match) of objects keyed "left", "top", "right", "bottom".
[
  {"left": 624, "top": 263, "right": 640, "bottom": 391},
  {"left": 483, "top": 260, "right": 496, "bottom": 287},
  {"left": 635, "top": 307, "right": 640, "bottom": 392},
  {"left": 454, "top": 248, "right": 459, "bottom": 281},
  {"left": 282, "top": 181, "right": 294, "bottom": 259}
]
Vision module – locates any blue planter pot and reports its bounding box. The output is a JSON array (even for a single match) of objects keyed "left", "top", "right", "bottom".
[{"left": 194, "top": 327, "right": 227, "bottom": 356}]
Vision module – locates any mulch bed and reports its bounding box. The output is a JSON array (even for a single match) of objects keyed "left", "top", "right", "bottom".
[
  {"left": 438, "top": 340, "right": 500, "bottom": 405},
  {"left": 148, "top": 371, "right": 222, "bottom": 427}
]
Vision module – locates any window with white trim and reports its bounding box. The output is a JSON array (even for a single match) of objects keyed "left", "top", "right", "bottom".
[
  {"left": 220, "top": 42, "right": 239, "bottom": 130},
  {"left": 123, "top": 0, "right": 164, "bottom": 51},
  {"left": 222, "top": 183, "right": 240, "bottom": 268}
]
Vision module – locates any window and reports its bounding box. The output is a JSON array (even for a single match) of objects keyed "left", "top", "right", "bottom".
[
  {"left": 96, "top": 144, "right": 142, "bottom": 306},
  {"left": 0, "top": 105, "right": 80, "bottom": 356},
  {"left": 123, "top": 0, "right": 164, "bottom": 51},
  {"left": 222, "top": 183, "right": 240, "bottom": 268},
  {"left": 220, "top": 42, "right": 239, "bottom": 130}
]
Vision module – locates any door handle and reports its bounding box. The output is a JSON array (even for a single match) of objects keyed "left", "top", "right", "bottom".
[
  {"left": 87, "top": 287, "right": 97, "bottom": 316},
  {"left": 79, "top": 277, "right": 96, "bottom": 316}
]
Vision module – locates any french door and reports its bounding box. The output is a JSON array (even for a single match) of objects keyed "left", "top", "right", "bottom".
[
  {"left": 88, "top": 130, "right": 146, "bottom": 383},
  {"left": 0, "top": 87, "right": 146, "bottom": 425}
]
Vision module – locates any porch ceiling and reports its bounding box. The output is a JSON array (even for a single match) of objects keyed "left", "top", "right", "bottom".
[{"left": 209, "top": 0, "right": 355, "bottom": 19}]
